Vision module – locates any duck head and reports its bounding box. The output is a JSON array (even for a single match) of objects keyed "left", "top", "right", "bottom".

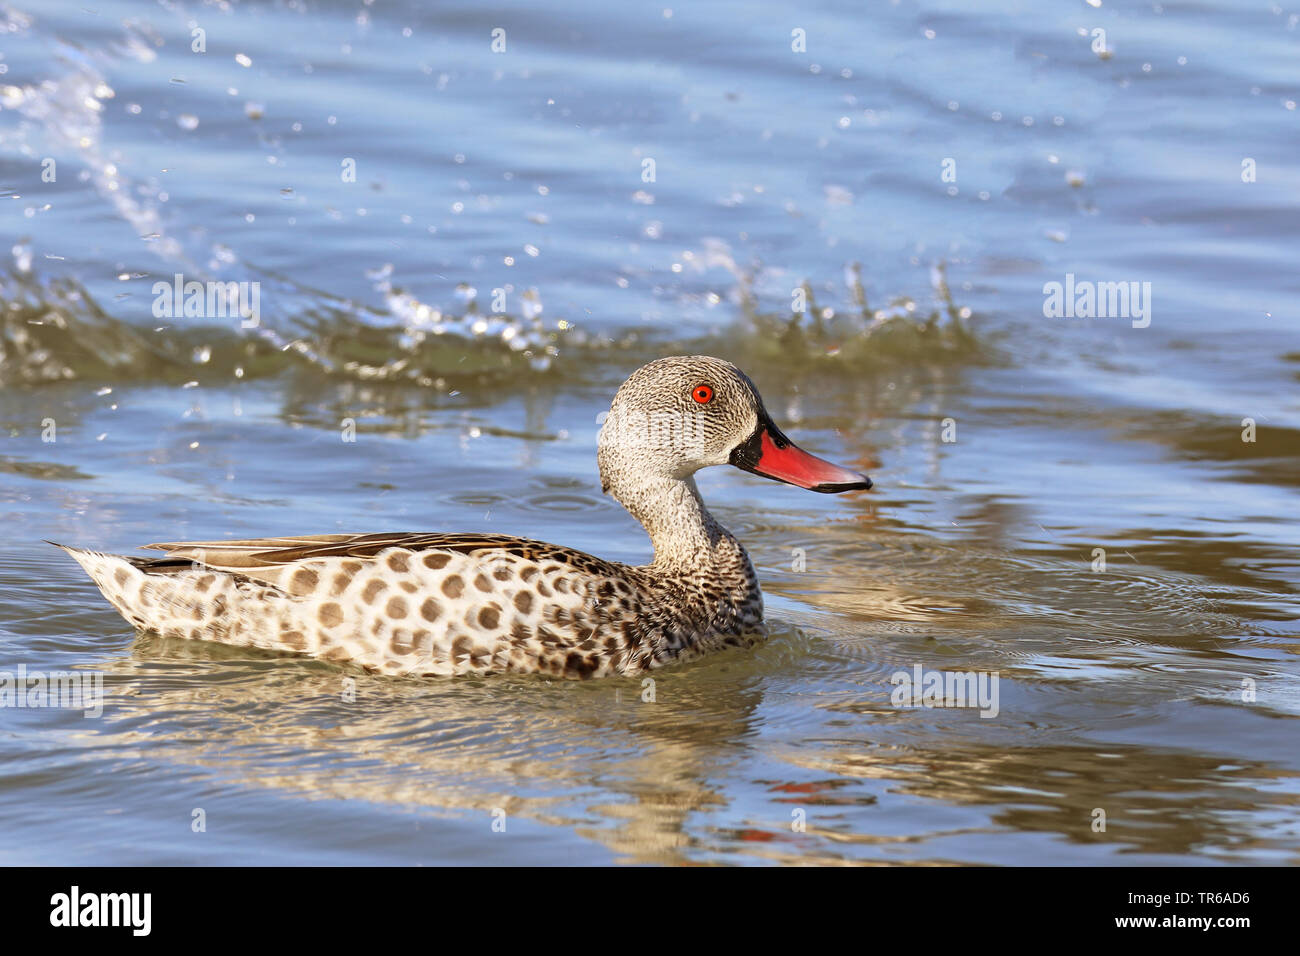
[{"left": 597, "top": 355, "right": 871, "bottom": 495}]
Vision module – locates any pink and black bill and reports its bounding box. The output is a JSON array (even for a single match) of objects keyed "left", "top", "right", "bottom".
[{"left": 729, "top": 413, "right": 872, "bottom": 493}]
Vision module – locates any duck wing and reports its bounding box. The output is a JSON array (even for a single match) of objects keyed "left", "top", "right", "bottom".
[{"left": 138, "top": 531, "right": 627, "bottom": 588}]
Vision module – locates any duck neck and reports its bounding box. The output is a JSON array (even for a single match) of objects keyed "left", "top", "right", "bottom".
[{"left": 609, "top": 471, "right": 742, "bottom": 572}]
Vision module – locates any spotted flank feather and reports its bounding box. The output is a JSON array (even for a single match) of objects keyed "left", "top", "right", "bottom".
[{"left": 56, "top": 531, "right": 761, "bottom": 678}]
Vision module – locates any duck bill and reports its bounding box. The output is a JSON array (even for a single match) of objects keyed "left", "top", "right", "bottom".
[{"left": 729, "top": 417, "right": 872, "bottom": 494}]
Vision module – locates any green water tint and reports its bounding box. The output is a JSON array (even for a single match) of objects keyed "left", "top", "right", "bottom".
[
  {"left": 1, "top": 258, "right": 983, "bottom": 392},
  {"left": 734, "top": 263, "right": 982, "bottom": 370}
]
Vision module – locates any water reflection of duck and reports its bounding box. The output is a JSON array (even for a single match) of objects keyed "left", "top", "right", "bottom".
[{"left": 57, "top": 356, "right": 870, "bottom": 677}]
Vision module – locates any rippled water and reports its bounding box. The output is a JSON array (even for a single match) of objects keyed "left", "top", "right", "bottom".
[{"left": 1, "top": 0, "right": 1297, "bottom": 865}]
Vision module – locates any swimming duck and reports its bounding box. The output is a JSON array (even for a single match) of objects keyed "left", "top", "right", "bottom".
[{"left": 58, "top": 356, "right": 871, "bottom": 678}]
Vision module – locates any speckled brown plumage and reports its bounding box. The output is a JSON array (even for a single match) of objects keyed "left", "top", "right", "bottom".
[{"left": 58, "top": 356, "right": 870, "bottom": 678}]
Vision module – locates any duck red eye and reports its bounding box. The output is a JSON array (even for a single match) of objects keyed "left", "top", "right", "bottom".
[{"left": 692, "top": 384, "right": 714, "bottom": 404}]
